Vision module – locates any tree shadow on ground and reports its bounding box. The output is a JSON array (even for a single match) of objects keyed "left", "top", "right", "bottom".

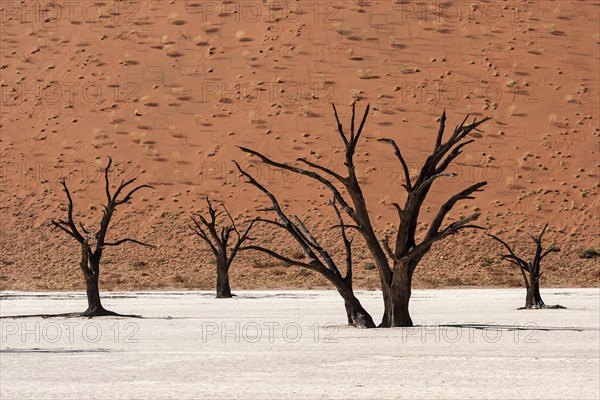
[
  {"left": 0, "top": 313, "right": 184, "bottom": 320},
  {"left": 517, "top": 304, "right": 567, "bottom": 310},
  {"left": 0, "top": 312, "right": 141, "bottom": 319},
  {"left": 437, "top": 323, "right": 596, "bottom": 332},
  {"left": 0, "top": 348, "right": 113, "bottom": 354}
]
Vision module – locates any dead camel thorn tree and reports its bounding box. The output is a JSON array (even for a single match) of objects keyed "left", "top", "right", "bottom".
[
  {"left": 238, "top": 102, "right": 490, "bottom": 327},
  {"left": 189, "top": 197, "right": 257, "bottom": 298},
  {"left": 234, "top": 160, "right": 376, "bottom": 328},
  {"left": 51, "top": 157, "right": 154, "bottom": 317},
  {"left": 488, "top": 224, "right": 565, "bottom": 309}
]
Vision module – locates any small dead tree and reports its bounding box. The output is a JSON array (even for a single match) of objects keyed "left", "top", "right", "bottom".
[
  {"left": 51, "top": 157, "right": 153, "bottom": 317},
  {"left": 234, "top": 162, "right": 376, "bottom": 328},
  {"left": 189, "top": 198, "right": 256, "bottom": 298},
  {"left": 488, "top": 224, "right": 564, "bottom": 309},
  {"left": 238, "top": 103, "right": 489, "bottom": 327}
]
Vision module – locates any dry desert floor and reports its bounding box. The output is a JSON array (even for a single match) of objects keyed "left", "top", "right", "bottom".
[{"left": 1, "top": 288, "right": 599, "bottom": 400}]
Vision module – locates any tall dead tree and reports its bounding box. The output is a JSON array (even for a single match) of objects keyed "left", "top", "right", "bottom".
[
  {"left": 189, "top": 198, "right": 256, "bottom": 298},
  {"left": 234, "top": 162, "right": 376, "bottom": 328},
  {"left": 488, "top": 224, "right": 564, "bottom": 309},
  {"left": 51, "top": 157, "right": 153, "bottom": 317},
  {"left": 238, "top": 102, "right": 489, "bottom": 327}
]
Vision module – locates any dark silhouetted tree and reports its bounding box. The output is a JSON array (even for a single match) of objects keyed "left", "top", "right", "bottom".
[
  {"left": 238, "top": 102, "right": 489, "bottom": 327},
  {"left": 488, "top": 224, "right": 565, "bottom": 309},
  {"left": 51, "top": 157, "right": 154, "bottom": 317},
  {"left": 189, "top": 198, "right": 256, "bottom": 298},
  {"left": 234, "top": 162, "right": 375, "bottom": 328}
]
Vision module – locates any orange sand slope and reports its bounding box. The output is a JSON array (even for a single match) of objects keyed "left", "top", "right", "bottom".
[{"left": 0, "top": 1, "right": 598, "bottom": 290}]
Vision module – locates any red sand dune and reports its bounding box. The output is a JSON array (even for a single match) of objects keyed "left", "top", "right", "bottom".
[{"left": 0, "top": 0, "right": 598, "bottom": 291}]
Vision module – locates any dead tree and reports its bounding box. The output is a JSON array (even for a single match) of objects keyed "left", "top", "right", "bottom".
[
  {"left": 234, "top": 162, "right": 376, "bottom": 328},
  {"left": 189, "top": 198, "right": 256, "bottom": 298},
  {"left": 488, "top": 224, "right": 564, "bottom": 309},
  {"left": 51, "top": 157, "right": 153, "bottom": 317},
  {"left": 238, "top": 103, "right": 489, "bottom": 327}
]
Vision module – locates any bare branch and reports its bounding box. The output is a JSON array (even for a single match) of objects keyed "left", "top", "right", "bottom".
[
  {"left": 221, "top": 204, "right": 238, "bottom": 236},
  {"left": 234, "top": 161, "right": 321, "bottom": 261},
  {"left": 330, "top": 200, "right": 353, "bottom": 281},
  {"left": 239, "top": 218, "right": 257, "bottom": 243},
  {"left": 541, "top": 245, "right": 560, "bottom": 260},
  {"left": 499, "top": 254, "right": 531, "bottom": 272},
  {"left": 226, "top": 218, "right": 258, "bottom": 267},
  {"left": 530, "top": 223, "right": 550, "bottom": 272},
  {"left": 291, "top": 215, "right": 322, "bottom": 249},
  {"left": 237, "top": 147, "right": 356, "bottom": 218},
  {"left": 417, "top": 116, "right": 491, "bottom": 187},
  {"left": 434, "top": 110, "right": 446, "bottom": 150},
  {"left": 353, "top": 103, "right": 370, "bottom": 145},
  {"left": 291, "top": 215, "right": 339, "bottom": 273},
  {"left": 331, "top": 103, "right": 349, "bottom": 146},
  {"left": 539, "top": 223, "right": 549, "bottom": 240},
  {"left": 103, "top": 238, "right": 154, "bottom": 248},
  {"left": 331, "top": 224, "right": 361, "bottom": 232},
  {"left": 53, "top": 156, "right": 152, "bottom": 272},
  {"left": 487, "top": 234, "right": 529, "bottom": 271},
  {"left": 240, "top": 245, "right": 320, "bottom": 271},
  {"left": 435, "top": 139, "right": 475, "bottom": 173},
  {"left": 378, "top": 138, "right": 412, "bottom": 190},
  {"left": 57, "top": 180, "right": 85, "bottom": 243},
  {"left": 112, "top": 177, "right": 137, "bottom": 202},
  {"left": 392, "top": 202, "right": 403, "bottom": 216},
  {"left": 426, "top": 181, "right": 487, "bottom": 239},
  {"left": 190, "top": 205, "right": 226, "bottom": 256},
  {"left": 407, "top": 212, "right": 482, "bottom": 265},
  {"left": 104, "top": 156, "right": 113, "bottom": 203},
  {"left": 189, "top": 220, "right": 218, "bottom": 255},
  {"left": 413, "top": 172, "right": 459, "bottom": 196},
  {"left": 79, "top": 222, "right": 89, "bottom": 235},
  {"left": 115, "top": 184, "right": 154, "bottom": 206},
  {"left": 297, "top": 158, "right": 346, "bottom": 184},
  {"left": 530, "top": 223, "right": 549, "bottom": 245},
  {"left": 456, "top": 116, "right": 491, "bottom": 142},
  {"left": 381, "top": 236, "right": 398, "bottom": 263},
  {"left": 450, "top": 114, "right": 471, "bottom": 142},
  {"left": 51, "top": 220, "right": 81, "bottom": 242},
  {"left": 255, "top": 217, "right": 286, "bottom": 230},
  {"left": 350, "top": 101, "right": 356, "bottom": 141}
]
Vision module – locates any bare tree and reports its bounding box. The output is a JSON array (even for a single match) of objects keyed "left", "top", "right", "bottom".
[
  {"left": 51, "top": 157, "right": 154, "bottom": 317},
  {"left": 488, "top": 224, "right": 565, "bottom": 309},
  {"left": 237, "top": 103, "right": 489, "bottom": 327},
  {"left": 189, "top": 198, "right": 256, "bottom": 298},
  {"left": 234, "top": 162, "right": 375, "bottom": 328}
]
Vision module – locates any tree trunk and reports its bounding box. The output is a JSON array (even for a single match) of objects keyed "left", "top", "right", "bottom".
[
  {"left": 380, "top": 263, "right": 413, "bottom": 327},
  {"left": 525, "top": 275, "right": 544, "bottom": 308},
  {"left": 216, "top": 262, "right": 232, "bottom": 298},
  {"left": 83, "top": 261, "right": 107, "bottom": 316},
  {"left": 533, "top": 283, "right": 545, "bottom": 307},
  {"left": 338, "top": 288, "right": 375, "bottom": 328}
]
